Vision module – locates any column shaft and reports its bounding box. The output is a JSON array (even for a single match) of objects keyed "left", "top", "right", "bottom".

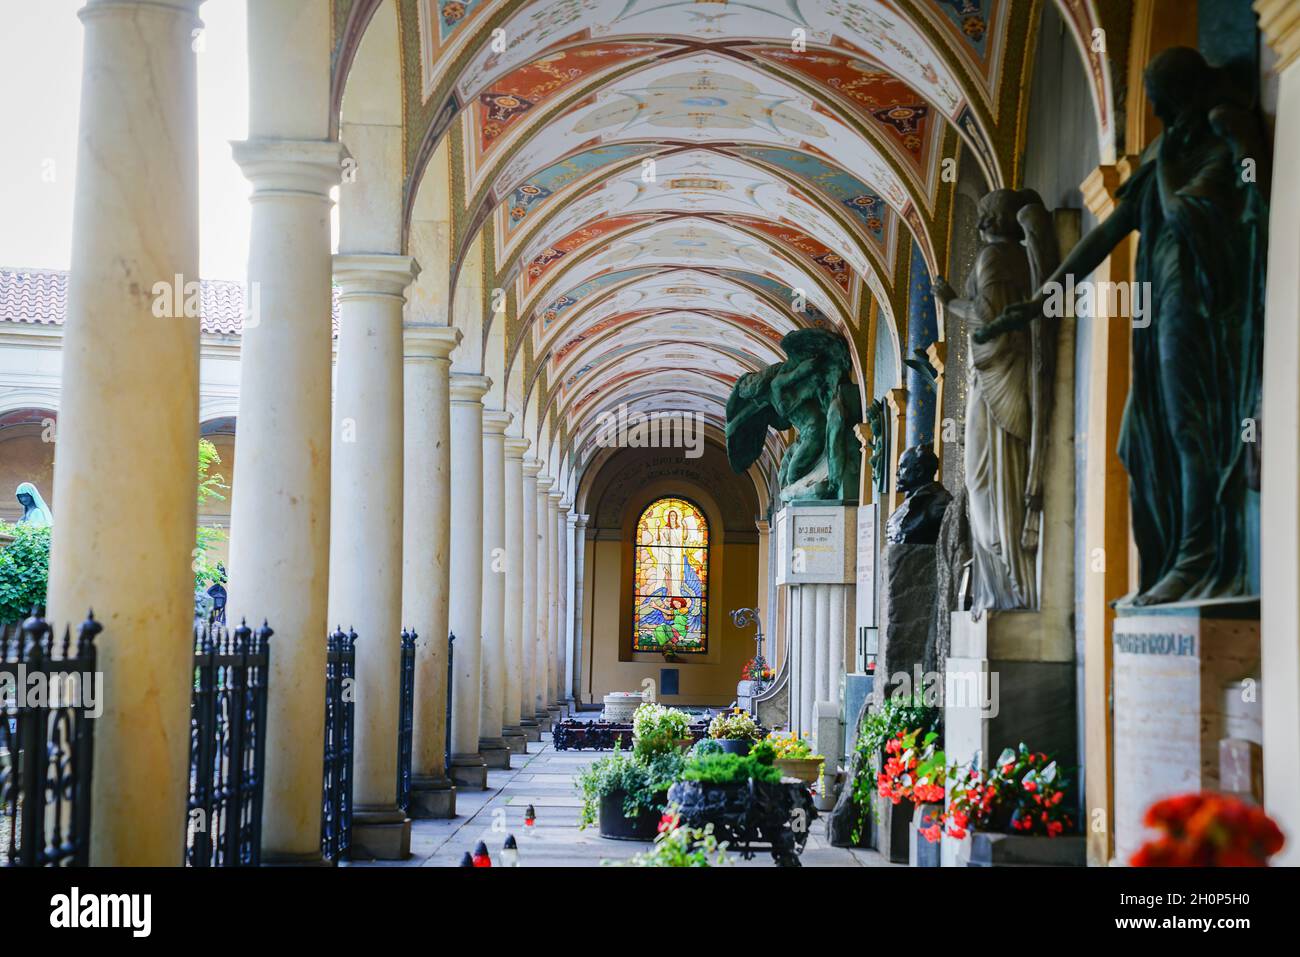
[
  {"left": 48, "top": 0, "right": 202, "bottom": 866},
  {"left": 522, "top": 461, "right": 542, "bottom": 722},
  {"left": 535, "top": 477, "right": 555, "bottom": 710},
  {"left": 503, "top": 439, "right": 531, "bottom": 737},
  {"left": 402, "top": 325, "right": 459, "bottom": 818},
  {"left": 328, "top": 255, "right": 417, "bottom": 858},
  {"left": 572, "top": 515, "right": 589, "bottom": 705},
  {"left": 549, "top": 494, "right": 565, "bottom": 709},
  {"left": 448, "top": 375, "right": 490, "bottom": 787},
  {"left": 479, "top": 411, "right": 511, "bottom": 767}
]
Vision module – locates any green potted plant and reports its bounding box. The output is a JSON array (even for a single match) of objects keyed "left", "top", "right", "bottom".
[
  {"left": 613, "top": 809, "right": 731, "bottom": 867},
  {"left": 575, "top": 743, "right": 684, "bottom": 841},
  {"left": 707, "top": 708, "right": 761, "bottom": 755}
]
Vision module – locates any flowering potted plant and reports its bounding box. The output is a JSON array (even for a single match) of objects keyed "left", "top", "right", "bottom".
[
  {"left": 707, "top": 708, "right": 761, "bottom": 755},
  {"left": 631, "top": 702, "right": 693, "bottom": 756},
  {"left": 1130, "top": 793, "right": 1285, "bottom": 866},
  {"left": 766, "top": 732, "right": 824, "bottom": 786},
  {"left": 740, "top": 656, "right": 774, "bottom": 684},
  {"left": 615, "top": 809, "right": 731, "bottom": 867},
  {"left": 874, "top": 727, "right": 946, "bottom": 867},
  {"left": 924, "top": 743, "right": 1084, "bottom": 866}
]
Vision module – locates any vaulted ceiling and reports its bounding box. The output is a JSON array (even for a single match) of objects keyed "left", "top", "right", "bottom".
[{"left": 331, "top": 0, "right": 1112, "bottom": 488}]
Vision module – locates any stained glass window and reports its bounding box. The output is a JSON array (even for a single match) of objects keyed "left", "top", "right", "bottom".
[{"left": 633, "top": 496, "right": 708, "bottom": 654}]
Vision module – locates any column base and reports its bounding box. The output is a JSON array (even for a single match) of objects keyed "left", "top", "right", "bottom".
[
  {"left": 409, "top": 775, "right": 457, "bottom": 819},
  {"left": 350, "top": 808, "right": 411, "bottom": 861},
  {"left": 534, "top": 711, "right": 553, "bottom": 732},
  {"left": 480, "top": 740, "right": 512, "bottom": 769},
  {"left": 520, "top": 719, "right": 542, "bottom": 742},
  {"left": 547, "top": 707, "right": 563, "bottom": 726},
  {"left": 502, "top": 728, "right": 528, "bottom": 754},
  {"left": 448, "top": 753, "right": 489, "bottom": 790}
]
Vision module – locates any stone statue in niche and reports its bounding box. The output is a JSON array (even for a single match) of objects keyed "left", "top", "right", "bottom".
[
  {"left": 864, "top": 398, "right": 889, "bottom": 496},
  {"left": 979, "top": 48, "right": 1268, "bottom": 606},
  {"left": 884, "top": 445, "right": 951, "bottom": 545},
  {"left": 15, "top": 482, "right": 52, "bottom": 526},
  {"left": 933, "top": 189, "right": 1059, "bottom": 611},
  {"left": 725, "top": 328, "right": 862, "bottom": 503}
]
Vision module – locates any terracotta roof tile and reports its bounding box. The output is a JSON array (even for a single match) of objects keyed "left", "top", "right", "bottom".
[{"left": 0, "top": 268, "right": 340, "bottom": 336}]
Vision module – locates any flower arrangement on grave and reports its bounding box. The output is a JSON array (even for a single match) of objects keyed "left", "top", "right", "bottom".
[
  {"left": 1129, "top": 793, "right": 1285, "bottom": 866},
  {"left": 740, "top": 656, "right": 774, "bottom": 683},
  {"left": 922, "top": 743, "right": 1073, "bottom": 844},
  {"left": 848, "top": 694, "right": 943, "bottom": 842},
  {"left": 875, "top": 728, "right": 946, "bottom": 808},
  {"left": 707, "top": 708, "right": 761, "bottom": 742}
]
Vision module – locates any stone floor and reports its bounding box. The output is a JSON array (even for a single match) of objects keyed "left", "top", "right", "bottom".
[{"left": 353, "top": 732, "right": 893, "bottom": 868}]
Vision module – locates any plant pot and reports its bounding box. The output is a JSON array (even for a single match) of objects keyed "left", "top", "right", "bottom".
[
  {"left": 598, "top": 788, "right": 667, "bottom": 841},
  {"left": 714, "top": 738, "right": 751, "bottom": 755},
  {"left": 876, "top": 793, "right": 912, "bottom": 863},
  {"left": 774, "top": 757, "right": 822, "bottom": 785},
  {"left": 966, "top": 832, "right": 1086, "bottom": 867},
  {"left": 909, "top": 803, "right": 942, "bottom": 867}
]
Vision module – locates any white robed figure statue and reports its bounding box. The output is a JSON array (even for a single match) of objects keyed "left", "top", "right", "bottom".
[{"left": 934, "top": 189, "right": 1058, "bottom": 611}]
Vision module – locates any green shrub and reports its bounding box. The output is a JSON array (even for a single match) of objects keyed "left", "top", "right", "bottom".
[
  {"left": 631, "top": 702, "right": 691, "bottom": 759},
  {"left": 0, "top": 522, "right": 51, "bottom": 624},
  {"left": 680, "top": 752, "right": 782, "bottom": 786},
  {"left": 575, "top": 743, "right": 684, "bottom": 828}
]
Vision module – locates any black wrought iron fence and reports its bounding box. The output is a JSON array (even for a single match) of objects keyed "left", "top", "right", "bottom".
[
  {"left": 321, "top": 627, "right": 357, "bottom": 864},
  {"left": 185, "top": 619, "right": 271, "bottom": 867},
  {"left": 396, "top": 629, "right": 415, "bottom": 813},
  {"left": 0, "top": 610, "right": 99, "bottom": 867},
  {"left": 444, "top": 632, "right": 455, "bottom": 765}
]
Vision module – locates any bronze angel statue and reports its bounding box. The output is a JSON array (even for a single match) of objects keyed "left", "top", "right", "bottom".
[
  {"left": 725, "top": 328, "right": 862, "bottom": 503},
  {"left": 934, "top": 189, "right": 1059, "bottom": 611},
  {"left": 976, "top": 48, "right": 1267, "bottom": 606}
]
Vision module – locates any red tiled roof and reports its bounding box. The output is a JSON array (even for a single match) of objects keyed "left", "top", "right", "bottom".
[{"left": 0, "top": 268, "right": 340, "bottom": 336}]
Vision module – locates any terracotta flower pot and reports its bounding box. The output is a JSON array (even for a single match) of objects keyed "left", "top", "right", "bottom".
[{"left": 774, "top": 757, "right": 822, "bottom": 785}]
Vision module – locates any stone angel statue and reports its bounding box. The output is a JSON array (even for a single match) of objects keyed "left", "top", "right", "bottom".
[
  {"left": 725, "top": 328, "right": 862, "bottom": 502},
  {"left": 975, "top": 48, "right": 1268, "bottom": 607},
  {"left": 933, "top": 189, "right": 1059, "bottom": 611}
]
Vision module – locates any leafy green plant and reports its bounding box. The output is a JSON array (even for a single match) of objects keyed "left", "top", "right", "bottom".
[
  {"left": 690, "top": 737, "right": 724, "bottom": 757},
  {"left": 0, "top": 522, "right": 51, "bottom": 624},
  {"left": 615, "top": 809, "right": 730, "bottom": 867},
  {"left": 631, "top": 702, "right": 691, "bottom": 758},
  {"left": 680, "top": 752, "right": 782, "bottom": 786},
  {"left": 574, "top": 743, "right": 684, "bottom": 828},
  {"left": 193, "top": 438, "right": 229, "bottom": 591},
  {"left": 848, "top": 694, "right": 943, "bottom": 843}
]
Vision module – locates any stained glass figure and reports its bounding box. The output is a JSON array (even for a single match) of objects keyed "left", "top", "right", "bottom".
[{"left": 633, "top": 496, "right": 708, "bottom": 654}]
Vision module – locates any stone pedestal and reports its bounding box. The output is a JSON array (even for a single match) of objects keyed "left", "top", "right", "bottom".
[
  {"left": 1112, "top": 600, "right": 1261, "bottom": 864},
  {"left": 502, "top": 730, "right": 528, "bottom": 754},
  {"left": 481, "top": 745, "right": 511, "bottom": 770},
  {"left": 521, "top": 722, "right": 543, "bottom": 742},
  {"left": 448, "top": 758, "right": 488, "bottom": 790},
  {"left": 877, "top": 543, "right": 938, "bottom": 698},
  {"left": 774, "top": 505, "right": 857, "bottom": 735},
  {"left": 408, "top": 777, "right": 456, "bottom": 819},
  {"left": 351, "top": 808, "right": 411, "bottom": 861}
]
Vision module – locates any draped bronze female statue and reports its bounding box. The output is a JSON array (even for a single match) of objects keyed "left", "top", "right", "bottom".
[{"left": 978, "top": 47, "right": 1268, "bottom": 606}]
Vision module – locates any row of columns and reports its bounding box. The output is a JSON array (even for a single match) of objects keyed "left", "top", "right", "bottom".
[{"left": 47, "top": 0, "right": 581, "bottom": 863}]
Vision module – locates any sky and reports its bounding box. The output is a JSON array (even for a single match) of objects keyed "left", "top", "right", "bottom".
[{"left": 0, "top": 0, "right": 254, "bottom": 281}]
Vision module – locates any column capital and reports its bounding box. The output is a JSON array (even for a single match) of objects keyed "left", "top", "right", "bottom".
[
  {"left": 1257, "top": 0, "right": 1300, "bottom": 71},
  {"left": 536, "top": 474, "right": 555, "bottom": 493},
  {"left": 402, "top": 324, "right": 460, "bottom": 361},
  {"left": 574, "top": 513, "right": 590, "bottom": 529},
  {"left": 505, "top": 436, "right": 531, "bottom": 460},
  {"left": 232, "top": 138, "right": 348, "bottom": 196},
  {"left": 557, "top": 499, "right": 572, "bottom": 514},
  {"left": 548, "top": 491, "right": 565, "bottom": 507},
  {"left": 1079, "top": 158, "right": 1140, "bottom": 219},
  {"left": 755, "top": 518, "right": 770, "bottom": 534},
  {"left": 333, "top": 254, "right": 420, "bottom": 302},
  {"left": 483, "top": 409, "right": 512, "bottom": 435},
  {"left": 449, "top": 373, "right": 491, "bottom": 404},
  {"left": 80, "top": 0, "right": 203, "bottom": 27},
  {"left": 522, "top": 458, "right": 543, "bottom": 477}
]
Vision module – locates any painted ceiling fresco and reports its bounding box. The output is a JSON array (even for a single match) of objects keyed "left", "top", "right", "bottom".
[{"left": 337, "top": 0, "right": 1077, "bottom": 466}]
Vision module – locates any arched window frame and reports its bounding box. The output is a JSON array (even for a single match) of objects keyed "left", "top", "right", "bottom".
[{"left": 631, "top": 495, "right": 709, "bottom": 656}]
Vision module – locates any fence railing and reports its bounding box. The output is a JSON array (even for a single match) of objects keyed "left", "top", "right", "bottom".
[
  {"left": 321, "top": 627, "right": 357, "bottom": 864},
  {"left": 396, "top": 629, "right": 415, "bottom": 813},
  {"left": 0, "top": 610, "right": 100, "bottom": 867},
  {"left": 185, "top": 619, "right": 272, "bottom": 867},
  {"left": 444, "top": 632, "right": 455, "bottom": 767}
]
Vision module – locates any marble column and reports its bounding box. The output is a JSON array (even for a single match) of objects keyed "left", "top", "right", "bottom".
[
  {"left": 328, "top": 254, "right": 418, "bottom": 860},
  {"left": 555, "top": 498, "right": 572, "bottom": 711},
  {"left": 572, "top": 514, "right": 589, "bottom": 707},
  {"left": 47, "top": 0, "right": 202, "bottom": 866},
  {"left": 447, "top": 374, "right": 491, "bottom": 787},
  {"left": 535, "top": 475, "right": 556, "bottom": 719},
  {"left": 521, "top": 459, "right": 544, "bottom": 731},
  {"left": 547, "top": 490, "right": 565, "bottom": 718},
  {"left": 227, "top": 0, "right": 340, "bottom": 862},
  {"left": 502, "top": 438, "right": 531, "bottom": 750},
  {"left": 479, "top": 410, "right": 512, "bottom": 769},
  {"left": 402, "top": 325, "right": 460, "bottom": 819}
]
